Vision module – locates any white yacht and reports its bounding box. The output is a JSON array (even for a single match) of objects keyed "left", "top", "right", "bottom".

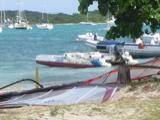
[
  {"left": 79, "top": 13, "right": 96, "bottom": 25},
  {"left": 14, "top": 0, "right": 32, "bottom": 30},
  {"left": 36, "top": 4, "right": 53, "bottom": 30}
]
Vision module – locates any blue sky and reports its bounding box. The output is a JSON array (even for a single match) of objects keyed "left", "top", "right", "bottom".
[{"left": 1, "top": 0, "right": 98, "bottom": 14}]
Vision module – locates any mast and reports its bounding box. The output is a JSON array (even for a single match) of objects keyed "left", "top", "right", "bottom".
[
  {"left": 86, "top": 13, "right": 88, "bottom": 22},
  {"left": 0, "top": 0, "right": 3, "bottom": 25},
  {"left": 0, "top": 9, "right": 2, "bottom": 25},
  {"left": 17, "top": 0, "right": 22, "bottom": 22}
]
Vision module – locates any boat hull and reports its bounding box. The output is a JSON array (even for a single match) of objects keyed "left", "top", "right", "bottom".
[
  {"left": 36, "top": 60, "right": 96, "bottom": 68},
  {"left": 96, "top": 41, "right": 160, "bottom": 58}
]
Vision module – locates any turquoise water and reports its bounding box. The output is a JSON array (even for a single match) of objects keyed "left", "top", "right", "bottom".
[{"left": 0, "top": 24, "right": 131, "bottom": 87}]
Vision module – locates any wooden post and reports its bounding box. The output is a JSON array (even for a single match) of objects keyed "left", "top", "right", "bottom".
[
  {"left": 118, "top": 64, "right": 131, "bottom": 85},
  {"left": 35, "top": 66, "right": 41, "bottom": 88}
]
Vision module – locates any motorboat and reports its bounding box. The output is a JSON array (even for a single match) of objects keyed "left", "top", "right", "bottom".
[
  {"left": 36, "top": 52, "right": 113, "bottom": 68},
  {"left": 78, "top": 32, "right": 104, "bottom": 41},
  {"left": 96, "top": 40, "right": 160, "bottom": 58},
  {"left": 85, "top": 39, "right": 99, "bottom": 49},
  {"left": 141, "top": 33, "right": 160, "bottom": 45}
]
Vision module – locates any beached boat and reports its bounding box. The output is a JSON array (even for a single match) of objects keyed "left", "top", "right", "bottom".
[
  {"left": 36, "top": 51, "right": 141, "bottom": 68},
  {"left": 96, "top": 40, "right": 160, "bottom": 58},
  {"left": 36, "top": 52, "right": 113, "bottom": 68}
]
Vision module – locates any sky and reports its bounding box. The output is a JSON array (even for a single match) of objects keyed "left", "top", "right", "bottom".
[{"left": 1, "top": 0, "right": 98, "bottom": 14}]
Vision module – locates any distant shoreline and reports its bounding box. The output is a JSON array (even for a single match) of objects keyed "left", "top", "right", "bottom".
[{"left": 4, "top": 10, "right": 107, "bottom": 24}]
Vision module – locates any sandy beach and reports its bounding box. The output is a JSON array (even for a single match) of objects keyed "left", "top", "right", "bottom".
[{"left": 0, "top": 81, "right": 160, "bottom": 120}]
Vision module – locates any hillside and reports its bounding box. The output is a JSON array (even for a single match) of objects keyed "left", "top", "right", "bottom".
[
  {"left": 4, "top": 10, "right": 106, "bottom": 24},
  {"left": 0, "top": 80, "right": 159, "bottom": 120}
]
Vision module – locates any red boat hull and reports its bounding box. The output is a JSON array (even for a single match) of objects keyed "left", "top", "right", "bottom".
[{"left": 36, "top": 60, "right": 96, "bottom": 68}]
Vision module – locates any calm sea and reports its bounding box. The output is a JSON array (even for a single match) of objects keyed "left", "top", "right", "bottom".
[{"left": 0, "top": 24, "right": 131, "bottom": 88}]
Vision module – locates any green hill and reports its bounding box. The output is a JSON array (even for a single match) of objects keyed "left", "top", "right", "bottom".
[{"left": 4, "top": 10, "right": 106, "bottom": 24}]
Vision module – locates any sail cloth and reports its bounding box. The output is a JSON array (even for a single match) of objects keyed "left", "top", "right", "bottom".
[
  {"left": 0, "top": 58, "right": 160, "bottom": 107},
  {"left": 0, "top": 86, "right": 117, "bottom": 107}
]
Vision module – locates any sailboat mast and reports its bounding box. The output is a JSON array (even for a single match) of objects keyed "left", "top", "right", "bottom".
[
  {"left": 0, "top": 0, "right": 3, "bottom": 25},
  {"left": 86, "top": 13, "right": 88, "bottom": 22},
  {"left": 0, "top": 10, "right": 2, "bottom": 25},
  {"left": 2, "top": 0, "right": 6, "bottom": 23},
  {"left": 17, "top": 0, "right": 22, "bottom": 22}
]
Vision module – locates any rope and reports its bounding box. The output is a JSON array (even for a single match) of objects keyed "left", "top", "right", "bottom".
[{"left": 0, "top": 79, "right": 44, "bottom": 90}]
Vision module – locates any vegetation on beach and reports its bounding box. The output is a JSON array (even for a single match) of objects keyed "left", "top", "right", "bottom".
[{"left": 5, "top": 10, "right": 106, "bottom": 24}]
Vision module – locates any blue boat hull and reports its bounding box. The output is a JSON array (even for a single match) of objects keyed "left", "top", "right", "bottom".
[{"left": 96, "top": 41, "right": 160, "bottom": 58}]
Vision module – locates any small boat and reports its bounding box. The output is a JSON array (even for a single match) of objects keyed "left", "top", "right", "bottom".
[
  {"left": 85, "top": 39, "right": 99, "bottom": 49},
  {"left": 96, "top": 40, "right": 160, "bottom": 58},
  {"left": 36, "top": 23, "right": 53, "bottom": 30},
  {"left": 141, "top": 33, "right": 160, "bottom": 45},
  {"left": 36, "top": 52, "right": 113, "bottom": 68},
  {"left": 78, "top": 32, "right": 104, "bottom": 41}
]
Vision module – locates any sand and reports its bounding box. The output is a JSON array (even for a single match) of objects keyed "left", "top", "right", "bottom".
[{"left": 0, "top": 81, "right": 160, "bottom": 120}]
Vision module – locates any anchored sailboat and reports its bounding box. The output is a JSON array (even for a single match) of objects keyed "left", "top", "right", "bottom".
[
  {"left": 36, "top": 13, "right": 53, "bottom": 30},
  {"left": 79, "top": 13, "right": 96, "bottom": 25},
  {"left": 36, "top": 3, "right": 53, "bottom": 30},
  {"left": 14, "top": 0, "right": 32, "bottom": 30}
]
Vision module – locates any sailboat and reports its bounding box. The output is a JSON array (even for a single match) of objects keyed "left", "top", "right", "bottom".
[
  {"left": 36, "top": 3, "right": 53, "bottom": 30},
  {"left": 36, "top": 13, "right": 53, "bottom": 30},
  {"left": 106, "top": 4, "right": 115, "bottom": 31},
  {"left": 14, "top": 0, "right": 32, "bottom": 30},
  {"left": 79, "top": 13, "right": 96, "bottom": 25}
]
